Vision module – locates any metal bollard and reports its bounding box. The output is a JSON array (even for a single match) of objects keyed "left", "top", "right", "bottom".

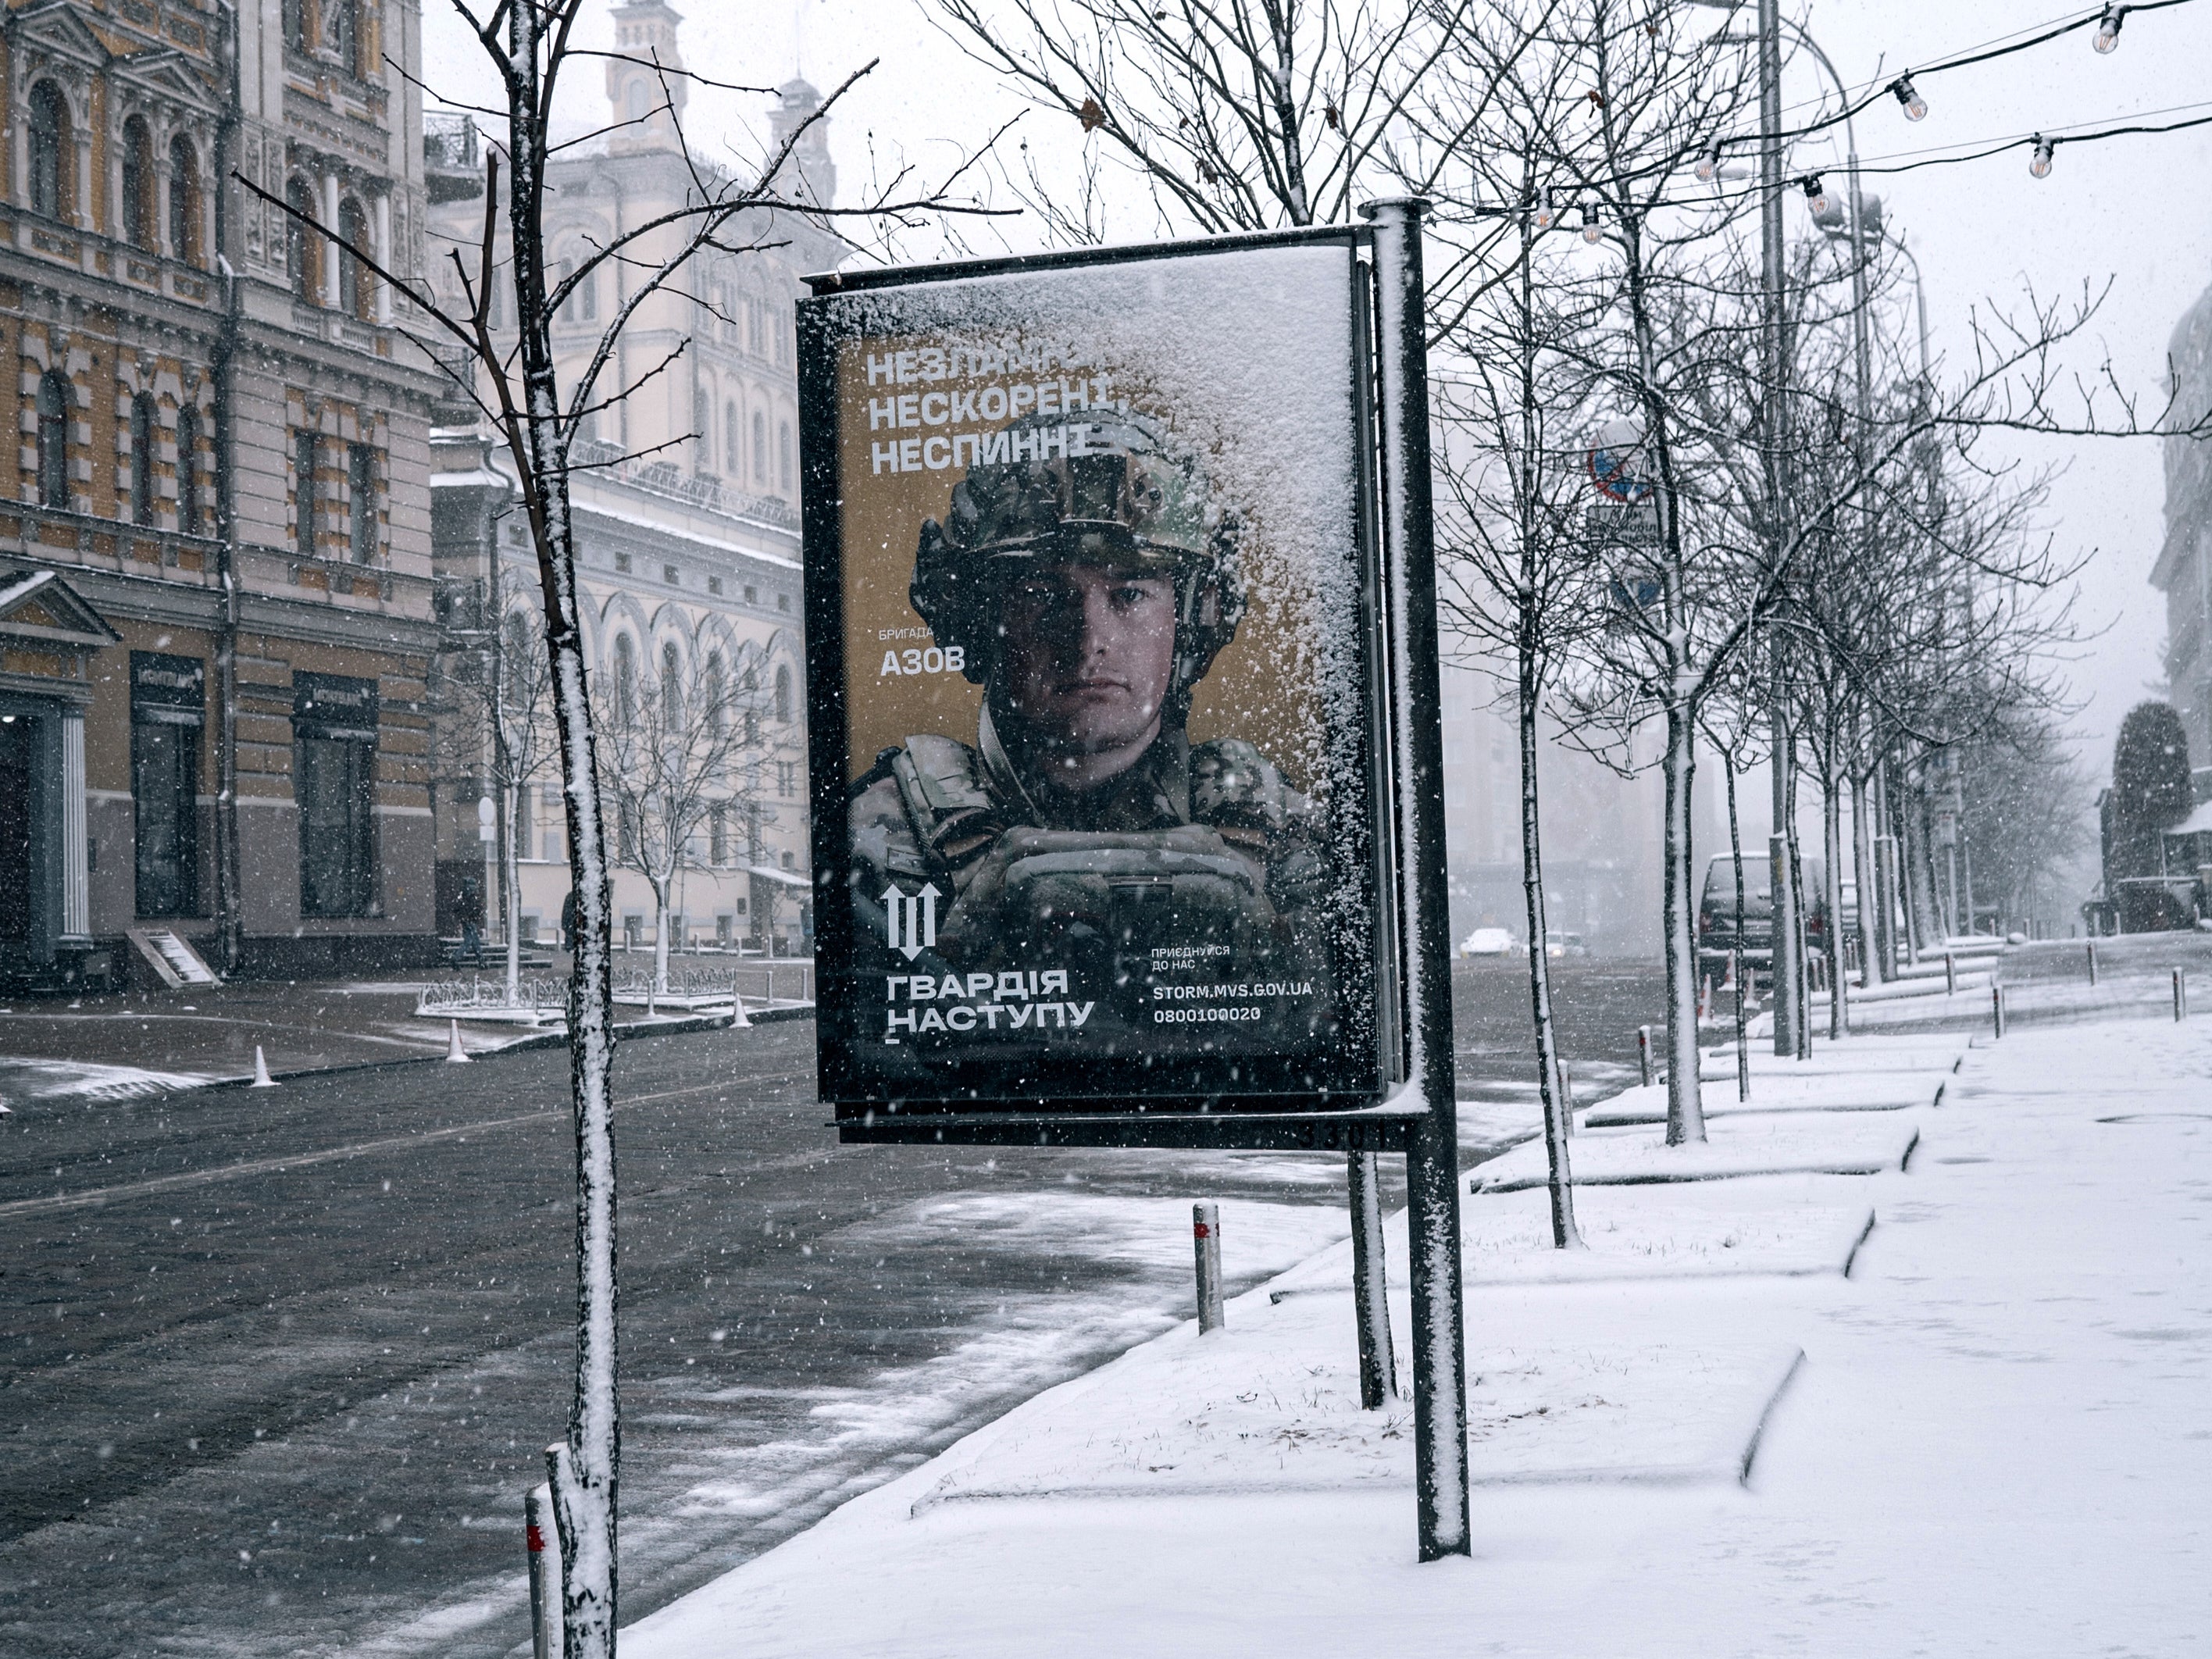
[
  {"left": 525, "top": 1482, "right": 561, "bottom": 1659},
  {"left": 1992, "top": 983, "right": 2006, "bottom": 1039},
  {"left": 2175, "top": 968, "right": 2188, "bottom": 1022},
  {"left": 2087, "top": 940, "right": 2099, "bottom": 986},
  {"left": 1192, "top": 1201, "right": 1224, "bottom": 1333},
  {"left": 1637, "top": 1024, "right": 1653, "bottom": 1088},
  {"left": 1945, "top": 951, "right": 1956, "bottom": 996}
]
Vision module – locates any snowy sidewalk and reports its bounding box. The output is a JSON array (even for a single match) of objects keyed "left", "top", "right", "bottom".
[{"left": 625, "top": 1012, "right": 2212, "bottom": 1658}]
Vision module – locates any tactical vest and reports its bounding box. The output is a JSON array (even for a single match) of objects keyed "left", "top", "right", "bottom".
[{"left": 870, "top": 730, "right": 1309, "bottom": 881}]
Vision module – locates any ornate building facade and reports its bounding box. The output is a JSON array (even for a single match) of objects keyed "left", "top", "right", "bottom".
[
  {"left": 426, "top": 2, "right": 838, "bottom": 960},
  {"left": 2155, "top": 277, "right": 2212, "bottom": 798},
  {"left": 0, "top": 0, "right": 444, "bottom": 987}
]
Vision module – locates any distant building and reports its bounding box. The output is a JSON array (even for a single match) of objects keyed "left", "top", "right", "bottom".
[
  {"left": 0, "top": 0, "right": 444, "bottom": 990},
  {"left": 424, "top": 3, "right": 840, "bottom": 958},
  {"left": 2154, "top": 277, "right": 2212, "bottom": 801},
  {"left": 1437, "top": 663, "right": 1704, "bottom": 958}
]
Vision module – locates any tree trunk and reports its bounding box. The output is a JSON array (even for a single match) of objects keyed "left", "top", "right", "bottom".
[
  {"left": 1662, "top": 702, "right": 1705, "bottom": 1144},
  {"left": 1769, "top": 703, "right": 1799, "bottom": 1058},
  {"left": 652, "top": 880, "right": 673, "bottom": 996},
  {"left": 1851, "top": 756, "right": 1881, "bottom": 990},
  {"left": 1521, "top": 646, "right": 1580, "bottom": 1247},
  {"left": 1784, "top": 743, "right": 1809, "bottom": 1054},
  {"left": 1903, "top": 766, "right": 1940, "bottom": 956},
  {"left": 1725, "top": 755, "right": 1750, "bottom": 1103},
  {"left": 505, "top": 782, "right": 523, "bottom": 1007},
  {"left": 1821, "top": 747, "right": 1846, "bottom": 1040}
]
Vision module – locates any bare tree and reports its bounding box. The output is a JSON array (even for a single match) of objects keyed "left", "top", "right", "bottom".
[
  {"left": 594, "top": 644, "right": 789, "bottom": 995},
  {"left": 925, "top": 0, "right": 1559, "bottom": 330},
  {"left": 241, "top": 9, "right": 994, "bottom": 1647},
  {"left": 437, "top": 560, "right": 558, "bottom": 1005},
  {"left": 1435, "top": 130, "right": 1597, "bottom": 1246}
]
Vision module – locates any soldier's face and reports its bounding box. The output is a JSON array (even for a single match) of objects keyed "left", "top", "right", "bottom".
[{"left": 999, "top": 562, "right": 1179, "bottom": 761}]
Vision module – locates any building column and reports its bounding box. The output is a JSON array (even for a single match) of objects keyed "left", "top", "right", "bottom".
[
  {"left": 321, "top": 172, "right": 342, "bottom": 309},
  {"left": 60, "top": 706, "right": 89, "bottom": 942},
  {"left": 373, "top": 192, "right": 394, "bottom": 324}
]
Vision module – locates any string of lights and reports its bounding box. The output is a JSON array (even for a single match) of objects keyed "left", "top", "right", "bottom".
[
  {"left": 1455, "top": 98, "right": 2212, "bottom": 229},
  {"left": 1704, "top": 0, "right": 2197, "bottom": 158}
]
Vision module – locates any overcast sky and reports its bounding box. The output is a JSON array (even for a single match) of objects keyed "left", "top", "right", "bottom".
[{"left": 421, "top": 0, "right": 2212, "bottom": 797}]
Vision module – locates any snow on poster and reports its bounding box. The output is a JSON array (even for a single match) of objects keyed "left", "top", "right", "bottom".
[{"left": 798, "top": 234, "right": 1390, "bottom": 1125}]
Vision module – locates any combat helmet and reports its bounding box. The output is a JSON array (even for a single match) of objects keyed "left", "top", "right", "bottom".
[{"left": 911, "top": 410, "right": 1245, "bottom": 722}]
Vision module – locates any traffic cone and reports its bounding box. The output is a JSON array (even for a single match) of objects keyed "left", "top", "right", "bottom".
[
  {"left": 251, "top": 1046, "right": 276, "bottom": 1087},
  {"left": 445, "top": 1020, "right": 472, "bottom": 1063},
  {"left": 729, "top": 980, "right": 751, "bottom": 1029}
]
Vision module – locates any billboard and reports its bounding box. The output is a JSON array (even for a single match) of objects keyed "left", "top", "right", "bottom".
[{"left": 797, "top": 231, "right": 1394, "bottom": 1134}]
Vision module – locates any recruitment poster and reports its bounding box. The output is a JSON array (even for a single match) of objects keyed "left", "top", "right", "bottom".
[{"left": 798, "top": 232, "right": 1391, "bottom": 1123}]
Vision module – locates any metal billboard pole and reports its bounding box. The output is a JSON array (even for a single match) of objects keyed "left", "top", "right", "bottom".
[{"left": 1361, "top": 196, "right": 1470, "bottom": 1561}]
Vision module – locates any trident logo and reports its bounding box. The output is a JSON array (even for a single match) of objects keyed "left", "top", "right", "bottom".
[{"left": 883, "top": 882, "right": 940, "bottom": 960}]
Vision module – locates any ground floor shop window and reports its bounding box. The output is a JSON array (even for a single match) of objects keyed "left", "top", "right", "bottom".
[
  {"left": 297, "top": 737, "right": 374, "bottom": 918},
  {"left": 131, "top": 653, "right": 205, "bottom": 918},
  {"left": 132, "top": 722, "right": 199, "bottom": 916},
  {"left": 294, "top": 673, "right": 380, "bottom": 919}
]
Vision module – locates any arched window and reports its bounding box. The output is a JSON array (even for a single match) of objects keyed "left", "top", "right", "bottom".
[
  {"left": 704, "top": 652, "right": 725, "bottom": 734},
  {"left": 120, "top": 116, "right": 155, "bottom": 248},
  {"left": 37, "top": 368, "right": 70, "bottom": 508},
  {"left": 773, "top": 664, "right": 792, "bottom": 723},
  {"left": 503, "top": 613, "right": 534, "bottom": 712},
  {"left": 130, "top": 393, "right": 158, "bottom": 525},
  {"left": 751, "top": 411, "right": 766, "bottom": 483},
  {"left": 337, "top": 196, "right": 370, "bottom": 317},
  {"left": 723, "top": 402, "right": 739, "bottom": 475},
  {"left": 329, "top": 0, "right": 360, "bottom": 76},
  {"left": 176, "top": 405, "right": 202, "bottom": 535},
  {"left": 779, "top": 420, "right": 794, "bottom": 493},
  {"left": 626, "top": 80, "right": 650, "bottom": 122},
  {"left": 573, "top": 258, "right": 596, "bottom": 322},
  {"left": 740, "top": 665, "right": 759, "bottom": 745},
  {"left": 612, "top": 633, "right": 636, "bottom": 727},
  {"left": 693, "top": 385, "right": 710, "bottom": 471},
  {"left": 168, "top": 134, "right": 198, "bottom": 263},
  {"left": 28, "top": 82, "right": 69, "bottom": 221},
  {"left": 285, "top": 177, "right": 319, "bottom": 301},
  {"left": 661, "top": 641, "right": 682, "bottom": 733}
]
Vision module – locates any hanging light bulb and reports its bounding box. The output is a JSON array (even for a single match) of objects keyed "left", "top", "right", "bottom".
[
  {"left": 1801, "top": 175, "right": 1829, "bottom": 216},
  {"left": 1535, "top": 187, "right": 1560, "bottom": 230},
  {"left": 1695, "top": 143, "right": 1721, "bottom": 183},
  {"left": 2029, "top": 135, "right": 2056, "bottom": 179},
  {"left": 1581, "top": 204, "right": 1603, "bottom": 244},
  {"left": 1889, "top": 74, "right": 1928, "bottom": 122},
  {"left": 2093, "top": 5, "right": 2125, "bottom": 53}
]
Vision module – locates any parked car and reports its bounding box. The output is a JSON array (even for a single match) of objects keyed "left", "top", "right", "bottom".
[
  {"left": 1459, "top": 926, "right": 1518, "bottom": 958},
  {"left": 1696, "top": 853, "right": 1839, "bottom": 976}
]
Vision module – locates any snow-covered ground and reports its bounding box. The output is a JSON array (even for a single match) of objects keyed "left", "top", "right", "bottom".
[
  {"left": 623, "top": 1004, "right": 2212, "bottom": 1657},
  {"left": 0, "top": 1055, "right": 213, "bottom": 1107}
]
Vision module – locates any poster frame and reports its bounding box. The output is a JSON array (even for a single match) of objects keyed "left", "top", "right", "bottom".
[{"left": 797, "top": 224, "right": 1410, "bottom": 1150}]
